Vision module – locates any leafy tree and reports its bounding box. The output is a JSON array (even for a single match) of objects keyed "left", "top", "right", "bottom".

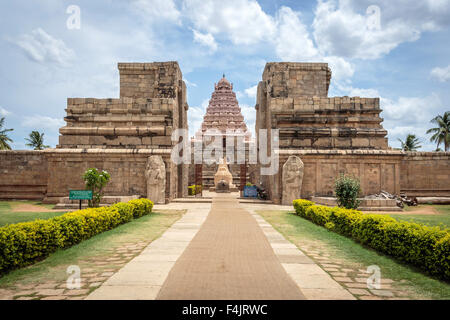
[
  {"left": 334, "top": 174, "right": 361, "bottom": 209},
  {"left": 397, "top": 134, "right": 422, "bottom": 151},
  {"left": 82, "top": 168, "right": 111, "bottom": 207},
  {"left": 0, "top": 117, "right": 13, "bottom": 150},
  {"left": 426, "top": 111, "right": 450, "bottom": 151},
  {"left": 25, "top": 131, "right": 49, "bottom": 150}
]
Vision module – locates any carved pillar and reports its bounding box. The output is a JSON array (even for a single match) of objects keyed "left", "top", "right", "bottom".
[
  {"left": 281, "top": 156, "right": 304, "bottom": 205},
  {"left": 145, "top": 155, "right": 166, "bottom": 204}
]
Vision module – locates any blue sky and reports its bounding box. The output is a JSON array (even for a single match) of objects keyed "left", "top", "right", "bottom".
[{"left": 0, "top": 0, "right": 449, "bottom": 150}]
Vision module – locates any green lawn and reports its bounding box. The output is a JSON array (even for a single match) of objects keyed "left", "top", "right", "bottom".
[
  {"left": 258, "top": 209, "right": 450, "bottom": 300},
  {"left": 389, "top": 205, "right": 450, "bottom": 228},
  {"left": 0, "top": 201, "right": 67, "bottom": 227},
  {"left": 0, "top": 209, "right": 184, "bottom": 286}
]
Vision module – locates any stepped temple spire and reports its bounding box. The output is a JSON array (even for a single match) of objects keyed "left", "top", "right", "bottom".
[{"left": 196, "top": 75, "right": 251, "bottom": 141}]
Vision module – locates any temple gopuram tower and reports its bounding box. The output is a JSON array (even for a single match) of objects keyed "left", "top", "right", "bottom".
[
  {"left": 191, "top": 75, "right": 253, "bottom": 189},
  {"left": 195, "top": 75, "right": 251, "bottom": 141}
]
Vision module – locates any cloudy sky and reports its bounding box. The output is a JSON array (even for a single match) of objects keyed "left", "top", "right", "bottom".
[{"left": 0, "top": 0, "right": 449, "bottom": 150}]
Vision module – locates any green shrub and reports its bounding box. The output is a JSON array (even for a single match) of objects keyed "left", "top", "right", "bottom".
[
  {"left": 82, "top": 168, "right": 111, "bottom": 207},
  {"left": 293, "top": 198, "right": 450, "bottom": 280},
  {"left": 0, "top": 199, "right": 153, "bottom": 274},
  {"left": 292, "top": 199, "right": 314, "bottom": 218},
  {"left": 334, "top": 174, "right": 361, "bottom": 209},
  {"left": 188, "top": 185, "right": 202, "bottom": 196}
]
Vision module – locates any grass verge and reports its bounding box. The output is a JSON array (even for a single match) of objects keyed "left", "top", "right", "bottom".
[
  {"left": 0, "top": 201, "right": 67, "bottom": 226},
  {"left": 258, "top": 210, "right": 450, "bottom": 300},
  {"left": 390, "top": 205, "right": 450, "bottom": 228},
  {"left": 0, "top": 209, "right": 184, "bottom": 287}
]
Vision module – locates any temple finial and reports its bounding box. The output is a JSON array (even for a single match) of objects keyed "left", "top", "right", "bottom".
[{"left": 223, "top": 73, "right": 225, "bottom": 78}]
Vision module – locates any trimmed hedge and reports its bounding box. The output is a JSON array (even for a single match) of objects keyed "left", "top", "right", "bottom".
[
  {"left": 293, "top": 199, "right": 450, "bottom": 280},
  {"left": 0, "top": 199, "right": 153, "bottom": 274}
]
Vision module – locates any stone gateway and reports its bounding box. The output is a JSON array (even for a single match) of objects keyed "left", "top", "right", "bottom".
[
  {"left": 145, "top": 155, "right": 166, "bottom": 204},
  {"left": 0, "top": 61, "right": 448, "bottom": 204},
  {"left": 282, "top": 156, "right": 304, "bottom": 205}
]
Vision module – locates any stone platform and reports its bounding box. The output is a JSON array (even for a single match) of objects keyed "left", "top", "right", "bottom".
[
  {"left": 311, "top": 196, "right": 402, "bottom": 212},
  {"left": 54, "top": 195, "right": 140, "bottom": 210}
]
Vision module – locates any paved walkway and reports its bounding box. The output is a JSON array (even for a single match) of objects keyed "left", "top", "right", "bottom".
[
  {"left": 157, "top": 196, "right": 305, "bottom": 300},
  {"left": 86, "top": 203, "right": 211, "bottom": 299},
  {"left": 86, "top": 195, "right": 354, "bottom": 300}
]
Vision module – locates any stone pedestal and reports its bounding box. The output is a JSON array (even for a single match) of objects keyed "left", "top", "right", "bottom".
[
  {"left": 214, "top": 158, "right": 235, "bottom": 189},
  {"left": 216, "top": 180, "right": 230, "bottom": 193}
]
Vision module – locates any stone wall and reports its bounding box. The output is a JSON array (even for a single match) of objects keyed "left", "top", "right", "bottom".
[
  {"left": 265, "top": 150, "right": 403, "bottom": 204},
  {"left": 0, "top": 151, "right": 48, "bottom": 200},
  {"left": 400, "top": 152, "right": 450, "bottom": 197},
  {"left": 263, "top": 62, "right": 331, "bottom": 98},
  {"left": 58, "top": 62, "right": 188, "bottom": 149},
  {"left": 263, "top": 150, "right": 450, "bottom": 204},
  {"left": 42, "top": 149, "right": 177, "bottom": 204},
  {"left": 256, "top": 62, "right": 388, "bottom": 150}
]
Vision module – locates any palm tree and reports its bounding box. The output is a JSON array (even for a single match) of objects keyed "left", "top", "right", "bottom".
[
  {"left": 0, "top": 117, "right": 13, "bottom": 150},
  {"left": 426, "top": 111, "right": 450, "bottom": 151},
  {"left": 398, "top": 134, "right": 422, "bottom": 151},
  {"left": 25, "top": 131, "right": 49, "bottom": 150}
]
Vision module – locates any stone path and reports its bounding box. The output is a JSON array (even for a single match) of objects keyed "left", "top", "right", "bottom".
[
  {"left": 157, "top": 196, "right": 305, "bottom": 300},
  {"left": 243, "top": 204, "right": 422, "bottom": 300},
  {"left": 247, "top": 210, "right": 354, "bottom": 300},
  {"left": 87, "top": 195, "right": 357, "bottom": 300},
  {"left": 86, "top": 203, "right": 211, "bottom": 299},
  {"left": 0, "top": 241, "right": 149, "bottom": 300},
  {"left": 1, "top": 198, "right": 422, "bottom": 300}
]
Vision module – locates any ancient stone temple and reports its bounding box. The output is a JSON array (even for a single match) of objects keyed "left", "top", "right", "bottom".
[
  {"left": 190, "top": 75, "right": 253, "bottom": 189},
  {"left": 59, "top": 62, "right": 186, "bottom": 149},
  {"left": 195, "top": 75, "right": 251, "bottom": 141},
  {"left": 255, "top": 62, "right": 448, "bottom": 203},
  {"left": 256, "top": 63, "right": 388, "bottom": 150},
  {"left": 0, "top": 61, "right": 448, "bottom": 205},
  {"left": 0, "top": 62, "right": 189, "bottom": 204}
]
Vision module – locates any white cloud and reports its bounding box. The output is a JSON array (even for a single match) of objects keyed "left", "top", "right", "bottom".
[
  {"left": 273, "top": 7, "right": 354, "bottom": 82},
  {"left": 192, "top": 29, "right": 218, "bottom": 52},
  {"left": 382, "top": 94, "right": 443, "bottom": 150},
  {"left": 0, "top": 106, "right": 11, "bottom": 116},
  {"left": 182, "top": 0, "right": 276, "bottom": 45},
  {"left": 235, "top": 91, "right": 244, "bottom": 99},
  {"left": 322, "top": 56, "right": 354, "bottom": 81},
  {"left": 240, "top": 103, "right": 256, "bottom": 136},
  {"left": 132, "top": 0, "right": 181, "bottom": 24},
  {"left": 21, "top": 115, "right": 64, "bottom": 130},
  {"left": 312, "top": 0, "right": 450, "bottom": 60},
  {"left": 13, "top": 28, "right": 75, "bottom": 66},
  {"left": 244, "top": 85, "right": 257, "bottom": 98},
  {"left": 274, "top": 7, "right": 319, "bottom": 61},
  {"left": 431, "top": 65, "right": 450, "bottom": 82},
  {"left": 334, "top": 84, "right": 380, "bottom": 98},
  {"left": 184, "top": 79, "right": 197, "bottom": 87},
  {"left": 188, "top": 99, "right": 209, "bottom": 137}
]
